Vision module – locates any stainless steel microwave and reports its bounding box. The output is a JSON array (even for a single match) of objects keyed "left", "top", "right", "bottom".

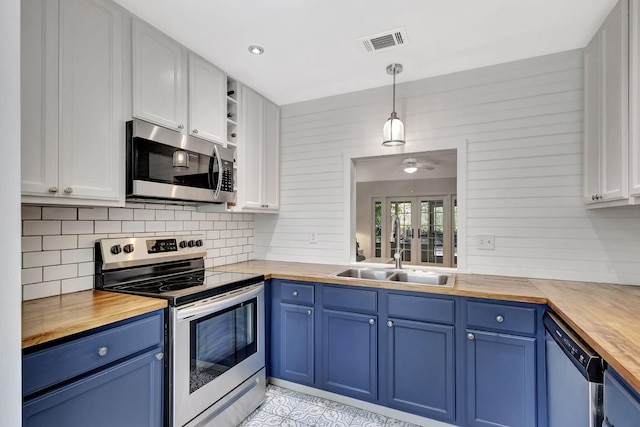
[{"left": 126, "top": 119, "right": 235, "bottom": 204}]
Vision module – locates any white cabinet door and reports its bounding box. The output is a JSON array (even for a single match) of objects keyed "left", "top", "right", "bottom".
[
  {"left": 188, "top": 53, "right": 225, "bottom": 144},
  {"left": 240, "top": 86, "right": 264, "bottom": 210},
  {"left": 58, "top": 0, "right": 123, "bottom": 201},
  {"left": 21, "top": 0, "right": 123, "bottom": 204},
  {"left": 132, "top": 19, "right": 186, "bottom": 132},
  {"left": 21, "top": 0, "right": 59, "bottom": 196},
  {"left": 262, "top": 98, "right": 280, "bottom": 211},
  {"left": 583, "top": 0, "right": 629, "bottom": 206}
]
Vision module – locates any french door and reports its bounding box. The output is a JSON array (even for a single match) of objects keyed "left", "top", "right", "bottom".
[{"left": 373, "top": 196, "right": 456, "bottom": 267}]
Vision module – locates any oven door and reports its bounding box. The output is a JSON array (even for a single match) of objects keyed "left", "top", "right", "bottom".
[{"left": 172, "top": 284, "right": 264, "bottom": 427}]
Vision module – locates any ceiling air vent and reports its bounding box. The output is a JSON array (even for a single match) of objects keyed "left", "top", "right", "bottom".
[{"left": 358, "top": 27, "right": 408, "bottom": 53}]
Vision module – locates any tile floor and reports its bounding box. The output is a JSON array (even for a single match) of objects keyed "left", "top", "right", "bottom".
[{"left": 238, "top": 384, "right": 421, "bottom": 427}]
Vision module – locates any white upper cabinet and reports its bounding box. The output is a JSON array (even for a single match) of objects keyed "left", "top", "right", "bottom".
[
  {"left": 21, "top": 0, "right": 124, "bottom": 205},
  {"left": 583, "top": 0, "right": 630, "bottom": 208},
  {"left": 630, "top": 0, "right": 640, "bottom": 197},
  {"left": 188, "top": 53, "right": 226, "bottom": 144},
  {"left": 132, "top": 19, "right": 187, "bottom": 132},
  {"left": 238, "top": 86, "right": 280, "bottom": 212}
]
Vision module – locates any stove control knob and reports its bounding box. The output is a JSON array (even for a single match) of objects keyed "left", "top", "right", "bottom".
[
  {"left": 195, "top": 239, "right": 203, "bottom": 247},
  {"left": 110, "top": 245, "right": 122, "bottom": 255},
  {"left": 188, "top": 240, "right": 196, "bottom": 247},
  {"left": 123, "top": 244, "right": 134, "bottom": 254},
  {"left": 179, "top": 241, "right": 188, "bottom": 249}
]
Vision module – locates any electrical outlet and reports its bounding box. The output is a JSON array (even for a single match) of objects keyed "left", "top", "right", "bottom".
[
  {"left": 477, "top": 234, "right": 495, "bottom": 250},
  {"left": 309, "top": 231, "right": 318, "bottom": 244}
]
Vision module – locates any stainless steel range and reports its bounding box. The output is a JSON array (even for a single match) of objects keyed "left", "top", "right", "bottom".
[{"left": 95, "top": 235, "right": 266, "bottom": 427}]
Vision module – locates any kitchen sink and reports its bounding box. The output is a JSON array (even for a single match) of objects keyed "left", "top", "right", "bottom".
[
  {"left": 334, "top": 268, "right": 396, "bottom": 280},
  {"left": 330, "top": 267, "right": 454, "bottom": 287}
]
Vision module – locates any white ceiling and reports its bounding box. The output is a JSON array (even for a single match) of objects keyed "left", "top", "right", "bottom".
[
  {"left": 113, "top": 0, "right": 618, "bottom": 106},
  {"left": 355, "top": 151, "right": 457, "bottom": 182}
]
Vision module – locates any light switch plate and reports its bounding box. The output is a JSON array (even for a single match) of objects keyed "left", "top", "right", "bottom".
[
  {"left": 309, "top": 231, "right": 318, "bottom": 244},
  {"left": 477, "top": 234, "right": 495, "bottom": 250}
]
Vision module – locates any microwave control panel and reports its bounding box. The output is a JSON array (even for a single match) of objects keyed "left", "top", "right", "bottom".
[{"left": 220, "top": 159, "right": 234, "bottom": 193}]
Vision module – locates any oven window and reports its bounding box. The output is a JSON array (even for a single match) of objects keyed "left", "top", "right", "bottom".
[
  {"left": 133, "top": 138, "right": 214, "bottom": 189},
  {"left": 189, "top": 298, "right": 257, "bottom": 394}
]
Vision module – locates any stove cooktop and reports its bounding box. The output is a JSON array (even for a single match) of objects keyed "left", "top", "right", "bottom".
[{"left": 107, "top": 269, "right": 264, "bottom": 306}]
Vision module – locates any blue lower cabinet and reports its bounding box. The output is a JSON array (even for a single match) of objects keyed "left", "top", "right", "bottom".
[
  {"left": 279, "top": 302, "right": 315, "bottom": 385},
  {"left": 23, "top": 346, "right": 164, "bottom": 427},
  {"left": 386, "top": 318, "right": 456, "bottom": 422},
  {"left": 465, "top": 330, "right": 537, "bottom": 427},
  {"left": 321, "top": 308, "right": 377, "bottom": 401}
]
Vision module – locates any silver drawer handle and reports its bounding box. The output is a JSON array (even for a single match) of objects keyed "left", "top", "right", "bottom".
[
  {"left": 306, "top": 309, "right": 312, "bottom": 316},
  {"left": 387, "top": 320, "right": 393, "bottom": 328},
  {"left": 156, "top": 352, "right": 164, "bottom": 361},
  {"left": 369, "top": 318, "right": 375, "bottom": 325},
  {"left": 63, "top": 187, "right": 73, "bottom": 194},
  {"left": 292, "top": 291, "right": 298, "bottom": 297},
  {"left": 48, "top": 186, "right": 58, "bottom": 193},
  {"left": 496, "top": 315, "right": 504, "bottom": 323},
  {"left": 97, "top": 347, "right": 108, "bottom": 357},
  {"left": 192, "top": 129, "right": 198, "bottom": 134},
  {"left": 467, "top": 333, "right": 475, "bottom": 340},
  {"left": 178, "top": 124, "right": 184, "bottom": 129}
]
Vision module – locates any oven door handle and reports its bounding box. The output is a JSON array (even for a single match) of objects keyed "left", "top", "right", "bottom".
[{"left": 176, "top": 284, "right": 263, "bottom": 321}]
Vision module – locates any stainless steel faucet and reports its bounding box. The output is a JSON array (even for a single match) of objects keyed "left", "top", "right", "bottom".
[{"left": 390, "top": 215, "right": 403, "bottom": 269}]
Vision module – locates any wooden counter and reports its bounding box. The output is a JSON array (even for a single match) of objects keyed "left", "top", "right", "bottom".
[
  {"left": 22, "top": 290, "right": 167, "bottom": 349},
  {"left": 218, "top": 260, "right": 640, "bottom": 394}
]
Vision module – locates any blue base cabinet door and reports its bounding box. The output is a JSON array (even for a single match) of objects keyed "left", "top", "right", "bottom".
[
  {"left": 466, "top": 330, "right": 537, "bottom": 427},
  {"left": 387, "top": 318, "right": 456, "bottom": 422},
  {"left": 23, "top": 346, "right": 164, "bottom": 427},
  {"left": 321, "top": 309, "right": 377, "bottom": 401},
  {"left": 279, "top": 302, "right": 315, "bottom": 385}
]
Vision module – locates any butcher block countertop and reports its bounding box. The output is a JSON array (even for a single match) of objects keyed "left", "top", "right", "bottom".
[
  {"left": 218, "top": 260, "right": 640, "bottom": 394},
  {"left": 22, "top": 290, "right": 167, "bottom": 349},
  {"left": 22, "top": 260, "right": 640, "bottom": 394}
]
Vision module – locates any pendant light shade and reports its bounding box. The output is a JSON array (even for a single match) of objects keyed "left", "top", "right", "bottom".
[{"left": 382, "top": 63, "right": 405, "bottom": 146}]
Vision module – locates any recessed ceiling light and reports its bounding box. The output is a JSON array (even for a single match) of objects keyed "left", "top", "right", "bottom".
[{"left": 248, "top": 45, "right": 264, "bottom": 55}]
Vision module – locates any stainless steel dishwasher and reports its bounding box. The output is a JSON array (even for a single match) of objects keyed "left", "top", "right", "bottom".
[{"left": 544, "top": 311, "right": 604, "bottom": 427}]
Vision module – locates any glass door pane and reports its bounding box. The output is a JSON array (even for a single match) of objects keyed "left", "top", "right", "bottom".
[
  {"left": 419, "top": 199, "right": 445, "bottom": 265},
  {"left": 453, "top": 198, "right": 458, "bottom": 267},
  {"left": 389, "top": 200, "right": 412, "bottom": 263},
  {"left": 374, "top": 201, "right": 382, "bottom": 258}
]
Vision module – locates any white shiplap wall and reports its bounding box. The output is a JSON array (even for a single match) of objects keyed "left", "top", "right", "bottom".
[{"left": 256, "top": 49, "right": 640, "bottom": 286}]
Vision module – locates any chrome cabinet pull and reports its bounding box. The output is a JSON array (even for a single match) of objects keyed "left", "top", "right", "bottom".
[
  {"left": 369, "top": 318, "right": 375, "bottom": 325},
  {"left": 192, "top": 129, "right": 198, "bottom": 134},
  {"left": 48, "top": 187, "right": 58, "bottom": 193},
  {"left": 97, "top": 346, "right": 108, "bottom": 357},
  {"left": 155, "top": 352, "right": 164, "bottom": 361},
  {"left": 306, "top": 309, "right": 312, "bottom": 316},
  {"left": 63, "top": 187, "right": 72, "bottom": 194},
  {"left": 387, "top": 320, "right": 393, "bottom": 327},
  {"left": 467, "top": 333, "right": 475, "bottom": 340},
  {"left": 178, "top": 124, "right": 184, "bottom": 129},
  {"left": 292, "top": 291, "right": 298, "bottom": 297},
  {"left": 496, "top": 315, "right": 504, "bottom": 323}
]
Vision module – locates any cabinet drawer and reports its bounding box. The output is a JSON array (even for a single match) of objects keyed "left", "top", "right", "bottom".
[
  {"left": 604, "top": 368, "right": 640, "bottom": 427},
  {"left": 23, "top": 310, "right": 164, "bottom": 397},
  {"left": 466, "top": 301, "right": 536, "bottom": 335},
  {"left": 323, "top": 285, "right": 377, "bottom": 313},
  {"left": 388, "top": 293, "right": 454, "bottom": 324},
  {"left": 281, "top": 281, "right": 314, "bottom": 305}
]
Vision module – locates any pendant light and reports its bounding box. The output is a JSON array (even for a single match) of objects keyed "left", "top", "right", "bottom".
[{"left": 382, "top": 63, "right": 405, "bottom": 146}]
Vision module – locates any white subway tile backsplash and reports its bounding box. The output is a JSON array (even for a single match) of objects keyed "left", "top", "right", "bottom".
[
  {"left": 22, "top": 236, "right": 42, "bottom": 253},
  {"left": 23, "top": 220, "right": 61, "bottom": 236},
  {"left": 43, "top": 264, "right": 78, "bottom": 281},
  {"left": 61, "top": 276, "right": 93, "bottom": 294},
  {"left": 22, "top": 206, "right": 42, "bottom": 220},
  {"left": 134, "top": 209, "right": 155, "bottom": 221},
  {"left": 21, "top": 268, "right": 42, "bottom": 285},
  {"left": 23, "top": 251, "right": 60, "bottom": 268},
  {"left": 78, "top": 207, "right": 108, "bottom": 221},
  {"left": 23, "top": 281, "right": 60, "bottom": 301},
  {"left": 94, "top": 221, "right": 121, "bottom": 234},
  {"left": 21, "top": 204, "right": 255, "bottom": 300},
  {"left": 62, "top": 221, "right": 93, "bottom": 235},
  {"left": 108, "top": 208, "right": 133, "bottom": 221},
  {"left": 43, "top": 235, "right": 77, "bottom": 251},
  {"left": 42, "top": 207, "right": 77, "bottom": 220},
  {"left": 61, "top": 248, "right": 93, "bottom": 264}
]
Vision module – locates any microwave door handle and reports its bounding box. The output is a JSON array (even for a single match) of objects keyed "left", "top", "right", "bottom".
[{"left": 209, "top": 146, "right": 222, "bottom": 200}]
